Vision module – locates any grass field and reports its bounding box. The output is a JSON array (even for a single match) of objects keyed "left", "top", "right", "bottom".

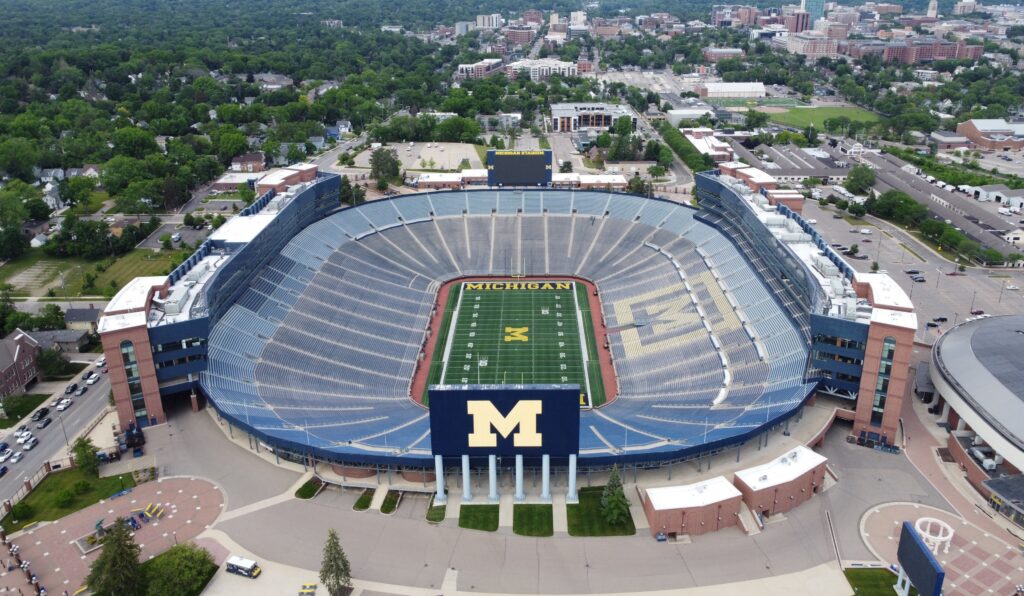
[
  {"left": 513, "top": 504, "right": 553, "bottom": 537},
  {"left": 61, "top": 249, "right": 186, "bottom": 296},
  {"left": 0, "top": 248, "right": 185, "bottom": 297},
  {"left": 1, "top": 468, "right": 136, "bottom": 533},
  {"left": 427, "top": 280, "right": 604, "bottom": 407},
  {"left": 844, "top": 568, "right": 917, "bottom": 595},
  {"left": 566, "top": 487, "right": 636, "bottom": 536},
  {"left": 459, "top": 504, "right": 499, "bottom": 531},
  {"left": 769, "top": 106, "right": 880, "bottom": 129}
]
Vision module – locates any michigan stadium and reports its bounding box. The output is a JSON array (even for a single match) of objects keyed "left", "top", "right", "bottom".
[{"left": 100, "top": 157, "right": 915, "bottom": 472}]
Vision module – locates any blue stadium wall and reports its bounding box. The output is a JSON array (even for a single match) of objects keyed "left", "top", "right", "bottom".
[{"left": 149, "top": 173, "right": 341, "bottom": 398}]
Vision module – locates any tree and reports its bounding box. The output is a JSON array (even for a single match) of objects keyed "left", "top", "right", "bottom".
[
  {"left": 73, "top": 436, "right": 100, "bottom": 477},
  {"left": 320, "top": 528, "right": 352, "bottom": 596},
  {"left": 871, "top": 261, "right": 880, "bottom": 272},
  {"left": 848, "top": 243, "right": 859, "bottom": 256},
  {"left": 626, "top": 175, "right": 651, "bottom": 196},
  {"left": 595, "top": 132, "right": 612, "bottom": 148},
  {"left": 744, "top": 109, "right": 769, "bottom": 130},
  {"left": 612, "top": 116, "right": 633, "bottom": 137},
  {"left": 86, "top": 519, "right": 143, "bottom": 596},
  {"left": 0, "top": 138, "right": 41, "bottom": 181},
  {"left": 211, "top": 214, "right": 226, "bottom": 229},
  {"left": 600, "top": 465, "right": 631, "bottom": 526},
  {"left": 559, "top": 161, "right": 573, "bottom": 173},
  {"left": 236, "top": 183, "right": 256, "bottom": 204},
  {"left": 369, "top": 148, "right": 400, "bottom": 181},
  {"left": 183, "top": 213, "right": 196, "bottom": 227},
  {"left": 112, "top": 127, "right": 159, "bottom": 159},
  {"left": 60, "top": 177, "right": 98, "bottom": 207},
  {"left": 844, "top": 164, "right": 876, "bottom": 195},
  {"left": 144, "top": 543, "right": 216, "bottom": 596},
  {"left": 286, "top": 144, "right": 306, "bottom": 164},
  {"left": 339, "top": 175, "right": 353, "bottom": 203}
]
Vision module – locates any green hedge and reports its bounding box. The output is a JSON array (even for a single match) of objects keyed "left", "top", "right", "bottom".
[
  {"left": 353, "top": 488, "right": 373, "bottom": 511},
  {"left": 656, "top": 121, "right": 716, "bottom": 173}
]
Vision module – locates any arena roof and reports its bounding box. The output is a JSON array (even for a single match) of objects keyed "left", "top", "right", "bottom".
[{"left": 934, "top": 316, "right": 1024, "bottom": 451}]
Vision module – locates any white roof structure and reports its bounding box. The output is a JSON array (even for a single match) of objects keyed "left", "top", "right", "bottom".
[
  {"left": 97, "top": 311, "right": 148, "bottom": 334},
  {"left": 417, "top": 173, "right": 463, "bottom": 184},
  {"left": 578, "top": 174, "right": 628, "bottom": 185},
  {"left": 213, "top": 172, "right": 260, "bottom": 186},
  {"left": 701, "top": 82, "right": 766, "bottom": 97},
  {"left": 646, "top": 476, "right": 742, "bottom": 510},
  {"left": 735, "top": 445, "right": 826, "bottom": 492},
  {"left": 104, "top": 276, "right": 167, "bottom": 314},
  {"left": 209, "top": 212, "right": 277, "bottom": 244},
  {"left": 855, "top": 272, "right": 913, "bottom": 311},
  {"left": 969, "top": 118, "right": 1024, "bottom": 138}
]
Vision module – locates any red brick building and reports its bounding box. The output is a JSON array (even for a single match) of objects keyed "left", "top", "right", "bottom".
[
  {"left": 733, "top": 446, "right": 827, "bottom": 517},
  {"left": 0, "top": 331, "right": 40, "bottom": 399}
]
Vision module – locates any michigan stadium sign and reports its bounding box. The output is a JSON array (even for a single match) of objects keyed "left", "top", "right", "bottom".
[
  {"left": 428, "top": 384, "right": 581, "bottom": 457},
  {"left": 487, "top": 149, "right": 553, "bottom": 187}
]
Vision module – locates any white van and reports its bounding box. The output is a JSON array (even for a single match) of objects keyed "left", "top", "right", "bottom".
[
  {"left": 860, "top": 228, "right": 872, "bottom": 235},
  {"left": 225, "top": 555, "right": 262, "bottom": 578}
]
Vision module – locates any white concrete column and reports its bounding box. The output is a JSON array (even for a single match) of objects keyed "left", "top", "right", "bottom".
[
  {"left": 434, "top": 455, "right": 446, "bottom": 505},
  {"left": 956, "top": 417, "right": 966, "bottom": 432},
  {"left": 461, "top": 454, "right": 472, "bottom": 502},
  {"left": 488, "top": 454, "right": 499, "bottom": 502},
  {"left": 541, "top": 454, "right": 551, "bottom": 502},
  {"left": 566, "top": 453, "right": 578, "bottom": 503},
  {"left": 515, "top": 454, "right": 524, "bottom": 502},
  {"left": 938, "top": 400, "right": 950, "bottom": 424}
]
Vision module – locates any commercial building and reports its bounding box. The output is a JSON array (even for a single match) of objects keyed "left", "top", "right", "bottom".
[
  {"left": 930, "top": 131, "right": 971, "bottom": 150},
  {"left": 505, "top": 59, "right": 577, "bottom": 82},
  {"left": 956, "top": 119, "right": 1024, "bottom": 151},
  {"left": 504, "top": 25, "right": 537, "bottom": 46},
  {"left": 475, "top": 14, "right": 503, "bottom": 29},
  {"left": 703, "top": 47, "right": 745, "bottom": 62},
  {"left": 640, "top": 477, "right": 743, "bottom": 538},
  {"left": 785, "top": 11, "right": 811, "bottom": 33},
  {"left": 455, "top": 58, "right": 505, "bottom": 81},
  {"left": 734, "top": 446, "right": 827, "bottom": 517},
  {"left": 927, "top": 316, "right": 1024, "bottom": 529},
  {"left": 801, "top": 0, "right": 825, "bottom": 23},
  {"left": 98, "top": 165, "right": 340, "bottom": 429},
  {"left": 711, "top": 5, "right": 761, "bottom": 28},
  {"left": 697, "top": 165, "right": 918, "bottom": 447},
  {"left": 0, "top": 331, "right": 40, "bottom": 399},
  {"left": 682, "top": 128, "right": 736, "bottom": 163},
  {"left": 697, "top": 82, "right": 766, "bottom": 99},
  {"left": 785, "top": 32, "right": 839, "bottom": 59},
  {"left": 953, "top": 0, "right": 978, "bottom": 15},
  {"left": 549, "top": 103, "right": 638, "bottom": 132}
]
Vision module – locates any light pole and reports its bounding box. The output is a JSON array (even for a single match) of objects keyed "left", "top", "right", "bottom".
[
  {"left": 999, "top": 281, "right": 1006, "bottom": 303},
  {"left": 969, "top": 290, "right": 977, "bottom": 313},
  {"left": 57, "top": 411, "right": 69, "bottom": 448}
]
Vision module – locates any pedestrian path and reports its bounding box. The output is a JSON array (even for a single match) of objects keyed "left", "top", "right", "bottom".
[
  {"left": 552, "top": 492, "right": 568, "bottom": 534},
  {"left": 368, "top": 487, "right": 387, "bottom": 511},
  {"left": 498, "top": 493, "right": 513, "bottom": 528}
]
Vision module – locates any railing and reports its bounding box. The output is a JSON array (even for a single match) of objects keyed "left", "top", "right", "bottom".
[{"left": 4, "top": 456, "right": 75, "bottom": 512}]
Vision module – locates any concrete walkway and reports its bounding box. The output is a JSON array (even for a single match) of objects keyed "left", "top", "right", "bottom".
[
  {"left": 369, "top": 487, "right": 387, "bottom": 511},
  {"left": 552, "top": 492, "right": 568, "bottom": 534},
  {"left": 498, "top": 492, "right": 513, "bottom": 528}
]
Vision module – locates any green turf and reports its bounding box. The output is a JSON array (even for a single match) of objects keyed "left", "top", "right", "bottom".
[
  {"left": 1, "top": 468, "right": 136, "bottom": 533},
  {"left": 459, "top": 504, "right": 499, "bottom": 531},
  {"left": 0, "top": 394, "right": 50, "bottom": 428},
  {"left": 294, "top": 477, "right": 322, "bottom": 499},
  {"left": 768, "top": 106, "right": 880, "bottom": 129},
  {"left": 430, "top": 280, "right": 600, "bottom": 407},
  {"left": 844, "top": 568, "right": 917, "bottom": 596},
  {"left": 353, "top": 488, "right": 373, "bottom": 511},
  {"left": 566, "top": 487, "right": 636, "bottom": 537},
  {"left": 380, "top": 490, "right": 401, "bottom": 513},
  {"left": 426, "top": 501, "right": 446, "bottom": 523},
  {"left": 513, "top": 504, "right": 553, "bottom": 537}
]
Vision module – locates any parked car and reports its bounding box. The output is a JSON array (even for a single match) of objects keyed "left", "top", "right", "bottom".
[
  {"left": 23, "top": 437, "right": 38, "bottom": 451},
  {"left": 912, "top": 276, "right": 927, "bottom": 283},
  {"left": 933, "top": 317, "right": 948, "bottom": 323},
  {"left": 30, "top": 407, "right": 48, "bottom": 422},
  {"left": 1007, "top": 284, "right": 1020, "bottom": 291},
  {"left": 0, "top": 449, "right": 13, "bottom": 463},
  {"left": 926, "top": 322, "right": 939, "bottom": 328},
  {"left": 10, "top": 452, "right": 23, "bottom": 464},
  {"left": 101, "top": 367, "right": 108, "bottom": 374},
  {"left": 65, "top": 383, "right": 78, "bottom": 394},
  {"left": 74, "top": 386, "right": 87, "bottom": 397},
  {"left": 15, "top": 432, "right": 32, "bottom": 445},
  {"left": 0, "top": 442, "right": 10, "bottom": 452},
  {"left": 96, "top": 356, "right": 106, "bottom": 367},
  {"left": 86, "top": 376, "right": 100, "bottom": 385},
  {"left": 971, "top": 309, "right": 985, "bottom": 315},
  {"left": 36, "top": 418, "right": 52, "bottom": 430},
  {"left": 904, "top": 269, "right": 921, "bottom": 275},
  {"left": 56, "top": 399, "right": 73, "bottom": 412},
  {"left": 0, "top": 466, "right": 8, "bottom": 478}
]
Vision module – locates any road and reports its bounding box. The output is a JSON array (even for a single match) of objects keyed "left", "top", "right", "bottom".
[
  {"left": 802, "top": 199, "right": 1024, "bottom": 340},
  {"left": 859, "top": 152, "right": 1017, "bottom": 252},
  {"left": 312, "top": 133, "right": 367, "bottom": 170},
  {"left": 0, "top": 362, "right": 110, "bottom": 504},
  {"left": 13, "top": 299, "right": 107, "bottom": 314}
]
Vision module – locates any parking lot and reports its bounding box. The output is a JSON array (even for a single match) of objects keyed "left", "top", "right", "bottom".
[
  {"left": 355, "top": 141, "right": 483, "bottom": 172},
  {"left": 945, "top": 149, "right": 1024, "bottom": 178},
  {"left": 139, "top": 223, "right": 211, "bottom": 250},
  {"left": 594, "top": 69, "right": 704, "bottom": 97},
  {"left": 802, "top": 199, "right": 1024, "bottom": 341}
]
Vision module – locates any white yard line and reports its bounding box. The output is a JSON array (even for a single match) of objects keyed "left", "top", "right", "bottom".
[
  {"left": 438, "top": 284, "right": 465, "bottom": 383},
  {"left": 571, "top": 282, "right": 593, "bottom": 403}
]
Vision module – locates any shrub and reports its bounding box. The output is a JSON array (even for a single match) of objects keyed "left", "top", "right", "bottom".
[
  {"left": 74, "top": 480, "right": 92, "bottom": 495},
  {"left": 10, "top": 502, "right": 32, "bottom": 520},
  {"left": 55, "top": 490, "right": 75, "bottom": 508}
]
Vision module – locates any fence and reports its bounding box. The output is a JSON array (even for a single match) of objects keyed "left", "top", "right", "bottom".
[{"left": 3, "top": 456, "right": 75, "bottom": 513}]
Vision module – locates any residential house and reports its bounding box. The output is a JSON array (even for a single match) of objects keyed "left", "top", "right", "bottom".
[
  {"left": 64, "top": 308, "right": 103, "bottom": 333},
  {"left": 15, "top": 329, "right": 89, "bottom": 353},
  {"left": 253, "top": 73, "right": 294, "bottom": 91},
  {"left": 21, "top": 219, "right": 50, "bottom": 240},
  {"left": 39, "top": 168, "right": 65, "bottom": 183},
  {"left": 230, "top": 152, "right": 266, "bottom": 173},
  {"left": 0, "top": 331, "right": 40, "bottom": 399}
]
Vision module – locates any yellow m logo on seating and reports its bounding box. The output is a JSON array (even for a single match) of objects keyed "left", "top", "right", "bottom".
[
  {"left": 504, "top": 326, "right": 529, "bottom": 342},
  {"left": 467, "top": 400, "right": 543, "bottom": 447}
]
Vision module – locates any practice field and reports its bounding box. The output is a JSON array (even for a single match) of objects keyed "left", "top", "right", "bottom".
[
  {"left": 768, "top": 106, "right": 880, "bottom": 129},
  {"left": 427, "top": 280, "right": 604, "bottom": 407}
]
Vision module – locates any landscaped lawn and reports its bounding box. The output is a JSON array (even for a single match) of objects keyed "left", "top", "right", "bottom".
[
  {"left": 426, "top": 501, "right": 446, "bottom": 522},
  {"left": 566, "top": 487, "right": 635, "bottom": 537},
  {"left": 0, "top": 249, "right": 87, "bottom": 295},
  {"left": 141, "top": 545, "right": 219, "bottom": 596},
  {"left": 844, "top": 568, "right": 916, "bottom": 596},
  {"left": 513, "top": 504, "right": 553, "bottom": 537},
  {"left": 61, "top": 249, "right": 187, "bottom": 296},
  {"left": 294, "top": 476, "right": 323, "bottom": 499},
  {"left": 459, "top": 504, "right": 499, "bottom": 531},
  {"left": 0, "top": 394, "right": 49, "bottom": 429},
  {"left": 1, "top": 468, "right": 136, "bottom": 533},
  {"left": 353, "top": 488, "right": 373, "bottom": 511},
  {"left": 769, "top": 106, "right": 880, "bottom": 129},
  {"left": 380, "top": 490, "right": 401, "bottom": 513},
  {"left": 71, "top": 190, "right": 110, "bottom": 216}
]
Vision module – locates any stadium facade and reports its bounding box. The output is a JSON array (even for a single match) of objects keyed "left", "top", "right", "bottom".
[
  {"left": 99, "top": 162, "right": 916, "bottom": 474},
  {"left": 927, "top": 315, "right": 1024, "bottom": 529}
]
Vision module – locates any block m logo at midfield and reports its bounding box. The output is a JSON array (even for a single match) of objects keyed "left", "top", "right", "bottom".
[{"left": 467, "top": 400, "right": 543, "bottom": 447}]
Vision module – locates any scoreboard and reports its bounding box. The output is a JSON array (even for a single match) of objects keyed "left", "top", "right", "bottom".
[{"left": 487, "top": 150, "right": 553, "bottom": 187}]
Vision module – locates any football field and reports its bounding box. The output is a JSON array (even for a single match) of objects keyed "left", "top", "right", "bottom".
[{"left": 427, "top": 280, "right": 604, "bottom": 407}]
